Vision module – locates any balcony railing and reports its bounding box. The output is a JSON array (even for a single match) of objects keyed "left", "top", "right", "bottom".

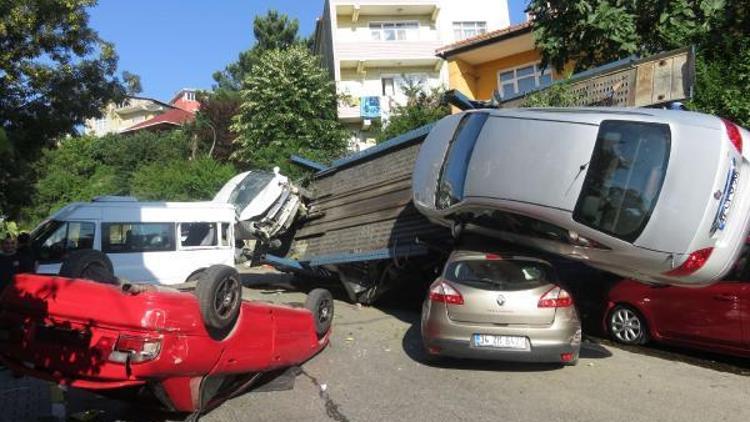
[
  {"left": 337, "top": 95, "right": 395, "bottom": 121},
  {"left": 336, "top": 40, "right": 443, "bottom": 63}
]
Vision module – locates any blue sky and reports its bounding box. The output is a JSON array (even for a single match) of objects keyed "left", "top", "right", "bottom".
[{"left": 88, "top": 1, "right": 529, "bottom": 101}]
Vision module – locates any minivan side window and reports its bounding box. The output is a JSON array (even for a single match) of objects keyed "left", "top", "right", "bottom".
[
  {"left": 221, "top": 223, "right": 232, "bottom": 247},
  {"left": 574, "top": 120, "right": 670, "bottom": 242},
  {"left": 34, "top": 220, "right": 96, "bottom": 263},
  {"left": 103, "top": 223, "right": 175, "bottom": 253},
  {"left": 179, "top": 223, "right": 218, "bottom": 248}
]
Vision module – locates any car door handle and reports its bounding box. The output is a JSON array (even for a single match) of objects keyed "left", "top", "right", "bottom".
[{"left": 714, "top": 294, "right": 738, "bottom": 302}]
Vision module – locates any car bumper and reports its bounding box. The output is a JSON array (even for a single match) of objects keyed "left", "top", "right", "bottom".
[
  {"left": 424, "top": 338, "right": 579, "bottom": 363},
  {"left": 422, "top": 302, "right": 581, "bottom": 363}
]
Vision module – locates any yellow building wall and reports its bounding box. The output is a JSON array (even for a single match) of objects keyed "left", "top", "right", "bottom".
[
  {"left": 475, "top": 49, "right": 545, "bottom": 100},
  {"left": 448, "top": 59, "right": 480, "bottom": 100},
  {"left": 447, "top": 48, "right": 569, "bottom": 111}
]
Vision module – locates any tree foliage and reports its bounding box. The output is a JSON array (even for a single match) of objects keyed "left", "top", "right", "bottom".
[
  {"left": 131, "top": 158, "right": 236, "bottom": 202},
  {"left": 377, "top": 78, "right": 451, "bottom": 143},
  {"left": 189, "top": 90, "right": 242, "bottom": 161},
  {"left": 522, "top": 79, "right": 583, "bottom": 108},
  {"left": 0, "top": 0, "right": 131, "bottom": 219},
  {"left": 528, "top": 0, "right": 750, "bottom": 125},
  {"left": 22, "top": 131, "right": 233, "bottom": 225},
  {"left": 527, "top": 0, "right": 729, "bottom": 72},
  {"left": 212, "top": 10, "right": 302, "bottom": 93},
  {"left": 122, "top": 71, "right": 143, "bottom": 95},
  {"left": 232, "top": 45, "right": 348, "bottom": 178}
]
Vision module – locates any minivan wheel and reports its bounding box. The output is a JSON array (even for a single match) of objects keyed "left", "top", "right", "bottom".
[
  {"left": 305, "top": 288, "right": 334, "bottom": 338},
  {"left": 195, "top": 265, "right": 242, "bottom": 339},
  {"left": 608, "top": 305, "right": 649, "bottom": 345},
  {"left": 59, "top": 249, "right": 119, "bottom": 285}
]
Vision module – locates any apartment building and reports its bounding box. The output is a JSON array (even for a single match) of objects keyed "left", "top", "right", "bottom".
[
  {"left": 313, "top": 0, "right": 510, "bottom": 151},
  {"left": 84, "top": 89, "right": 201, "bottom": 136}
]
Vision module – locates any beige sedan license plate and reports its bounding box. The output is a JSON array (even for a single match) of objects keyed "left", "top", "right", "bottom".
[{"left": 473, "top": 334, "right": 528, "bottom": 350}]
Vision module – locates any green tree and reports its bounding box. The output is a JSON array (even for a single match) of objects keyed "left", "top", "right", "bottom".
[
  {"left": 232, "top": 45, "right": 348, "bottom": 178},
  {"left": 0, "top": 0, "right": 129, "bottom": 219},
  {"left": 131, "top": 158, "right": 236, "bottom": 202},
  {"left": 527, "top": 0, "right": 728, "bottom": 72},
  {"left": 25, "top": 136, "right": 120, "bottom": 223},
  {"left": 122, "top": 71, "right": 143, "bottom": 95},
  {"left": 188, "top": 90, "right": 242, "bottom": 161},
  {"left": 522, "top": 78, "right": 583, "bottom": 108},
  {"left": 527, "top": 0, "right": 750, "bottom": 124},
  {"left": 378, "top": 78, "right": 451, "bottom": 142},
  {"left": 23, "top": 131, "right": 193, "bottom": 224},
  {"left": 213, "top": 9, "right": 302, "bottom": 92}
]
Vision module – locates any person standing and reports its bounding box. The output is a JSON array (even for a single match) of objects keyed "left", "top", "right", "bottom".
[
  {"left": 15, "top": 232, "right": 36, "bottom": 274},
  {"left": 0, "top": 235, "right": 18, "bottom": 293}
]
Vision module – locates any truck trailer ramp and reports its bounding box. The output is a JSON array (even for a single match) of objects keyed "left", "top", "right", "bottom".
[{"left": 281, "top": 125, "right": 452, "bottom": 303}]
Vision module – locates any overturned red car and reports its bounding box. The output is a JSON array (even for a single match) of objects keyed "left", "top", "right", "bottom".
[{"left": 0, "top": 255, "right": 333, "bottom": 416}]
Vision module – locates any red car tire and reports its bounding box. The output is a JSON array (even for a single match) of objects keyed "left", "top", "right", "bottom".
[{"left": 195, "top": 265, "right": 242, "bottom": 338}]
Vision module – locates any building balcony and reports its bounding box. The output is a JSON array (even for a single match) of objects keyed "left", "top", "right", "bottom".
[
  {"left": 337, "top": 40, "right": 443, "bottom": 70},
  {"left": 337, "top": 95, "right": 394, "bottom": 125},
  {"left": 334, "top": 1, "right": 440, "bottom": 22}
]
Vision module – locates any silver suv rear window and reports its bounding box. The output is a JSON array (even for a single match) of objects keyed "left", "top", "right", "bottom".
[
  {"left": 444, "top": 259, "right": 554, "bottom": 291},
  {"left": 574, "top": 120, "right": 670, "bottom": 242}
]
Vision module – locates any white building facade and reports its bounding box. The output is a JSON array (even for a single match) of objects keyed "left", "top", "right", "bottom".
[{"left": 313, "top": 0, "right": 510, "bottom": 151}]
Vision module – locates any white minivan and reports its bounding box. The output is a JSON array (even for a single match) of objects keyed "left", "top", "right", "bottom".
[{"left": 31, "top": 197, "right": 236, "bottom": 285}]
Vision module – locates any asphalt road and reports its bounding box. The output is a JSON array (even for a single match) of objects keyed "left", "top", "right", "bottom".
[{"left": 66, "top": 273, "right": 750, "bottom": 422}]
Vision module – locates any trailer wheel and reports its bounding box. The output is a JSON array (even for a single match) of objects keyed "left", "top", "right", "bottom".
[
  {"left": 195, "top": 265, "right": 242, "bottom": 338},
  {"left": 59, "top": 249, "right": 118, "bottom": 285},
  {"left": 305, "top": 288, "right": 334, "bottom": 338}
]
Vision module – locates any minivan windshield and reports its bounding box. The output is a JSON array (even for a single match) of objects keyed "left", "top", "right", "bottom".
[
  {"left": 574, "top": 120, "right": 670, "bottom": 242},
  {"left": 228, "top": 171, "right": 275, "bottom": 213},
  {"left": 444, "top": 259, "right": 554, "bottom": 291}
]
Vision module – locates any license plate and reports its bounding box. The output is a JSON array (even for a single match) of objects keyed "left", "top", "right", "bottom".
[
  {"left": 472, "top": 334, "right": 528, "bottom": 350},
  {"left": 713, "top": 163, "right": 739, "bottom": 233}
]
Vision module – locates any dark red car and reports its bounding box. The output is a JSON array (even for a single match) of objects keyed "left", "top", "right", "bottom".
[
  {"left": 605, "top": 247, "right": 750, "bottom": 357},
  {"left": 0, "top": 261, "right": 333, "bottom": 417}
]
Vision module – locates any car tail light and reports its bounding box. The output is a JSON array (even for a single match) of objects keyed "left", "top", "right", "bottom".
[
  {"left": 560, "top": 352, "right": 574, "bottom": 363},
  {"left": 664, "top": 247, "right": 714, "bottom": 277},
  {"left": 428, "top": 280, "right": 464, "bottom": 305},
  {"left": 109, "top": 334, "right": 162, "bottom": 363},
  {"left": 484, "top": 253, "right": 502, "bottom": 260},
  {"left": 538, "top": 286, "right": 573, "bottom": 308},
  {"left": 722, "top": 118, "right": 743, "bottom": 154}
]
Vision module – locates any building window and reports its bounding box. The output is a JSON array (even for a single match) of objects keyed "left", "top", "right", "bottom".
[
  {"left": 453, "top": 21, "right": 487, "bottom": 40},
  {"left": 497, "top": 63, "right": 553, "bottom": 98},
  {"left": 95, "top": 118, "right": 107, "bottom": 132},
  {"left": 382, "top": 78, "right": 396, "bottom": 96},
  {"left": 185, "top": 91, "right": 195, "bottom": 101},
  {"left": 370, "top": 22, "right": 419, "bottom": 41}
]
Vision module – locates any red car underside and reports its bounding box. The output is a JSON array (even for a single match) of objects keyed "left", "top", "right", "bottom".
[{"left": 0, "top": 274, "right": 329, "bottom": 412}]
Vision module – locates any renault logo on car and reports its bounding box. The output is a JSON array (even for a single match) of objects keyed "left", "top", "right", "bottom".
[{"left": 496, "top": 295, "right": 506, "bottom": 306}]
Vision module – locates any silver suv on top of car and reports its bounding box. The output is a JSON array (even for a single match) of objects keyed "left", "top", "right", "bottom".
[{"left": 412, "top": 107, "right": 750, "bottom": 287}]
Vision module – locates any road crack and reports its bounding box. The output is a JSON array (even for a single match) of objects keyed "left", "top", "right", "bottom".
[{"left": 300, "top": 369, "right": 350, "bottom": 422}]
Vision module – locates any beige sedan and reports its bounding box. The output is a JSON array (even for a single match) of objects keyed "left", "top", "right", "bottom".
[{"left": 421, "top": 249, "right": 582, "bottom": 365}]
